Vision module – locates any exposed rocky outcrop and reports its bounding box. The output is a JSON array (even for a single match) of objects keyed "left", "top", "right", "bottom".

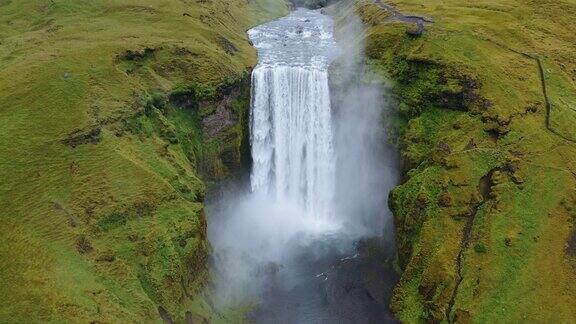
[
  {"left": 217, "top": 36, "right": 238, "bottom": 56},
  {"left": 287, "top": 0, "right": 339, "bottom": 9},
  {"left": 62, "top": 128, "right": 102, "bottom": 147},
  {"left": 166, "top": 74, "right": 252, "bottom": 180}
]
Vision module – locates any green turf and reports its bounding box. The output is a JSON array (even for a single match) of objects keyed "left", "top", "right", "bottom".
[
  {"left": 0, "top": 0, "right": 287, "bottom": 322},
  {"left": 356, "top": 0, "right": 576, "bottom": 322}
]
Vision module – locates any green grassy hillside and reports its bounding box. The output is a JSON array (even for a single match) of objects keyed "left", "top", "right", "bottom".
[
  {"left": 358, "top": 0, "right": 576, "bottom": 322},
  {"left": 0, "top": 0, "right": 287, "bottom": 322}
]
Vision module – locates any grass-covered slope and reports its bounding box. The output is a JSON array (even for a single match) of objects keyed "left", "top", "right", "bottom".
[
  {"left": 358, "top": 0, "right": 576, "bottom": 322},
  {"left": 0, "top": 0, "right": 286, "bottom": 322}
]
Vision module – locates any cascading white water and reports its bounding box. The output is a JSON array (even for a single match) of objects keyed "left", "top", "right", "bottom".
[
  {"left": 249, "top": 9, "right": 339, "bottom": 219},
  {"left": 209, "top": 8, "right": 399, "bottom": 321}
]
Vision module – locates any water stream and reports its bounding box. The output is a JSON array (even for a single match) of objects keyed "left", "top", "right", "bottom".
[{"left": 208, "top": 8, "right": 399, "bottom": 323}]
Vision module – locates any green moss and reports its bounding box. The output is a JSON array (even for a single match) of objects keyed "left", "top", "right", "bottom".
[
  {"left": 473, "top": 244, "right": 487, "bottom": 254},
  {"left": 359, "top": 0, "right": 576, "bottom": 321},
  {"left": 98, "top": 211, "right": 128, "bottom": 231},
  {"left": 0, "top": 0, "right": 287, "bottom": 322}
]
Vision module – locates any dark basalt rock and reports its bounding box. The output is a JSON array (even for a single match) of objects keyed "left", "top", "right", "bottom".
[
  {"left": 406, "top": 20, "right": 424, "bottom": 37},
  {"left": 217, "top": 36, "right": 238, "bottom": 56},
  {"left": 566, "top": 230, "right": 576, "bottom": 257},
  {"left": 437, "top": 140, "right": 452, "bottom": 154},
  {"left": 96, "top": 251, "right": 116, "bottom": 262},
  {"left": 169, "top": 87, "right": 199, "bottom": 110},
  {"left": 118, "top": 47, "right": 156, "bottom": 62},
  {"left": 288, "top": 0, "right": 339, "bottom": 9},
  {"left": 200, "top": 90, "right": 239, "bottom": 137},
  {"left": 158, "top": 306, "right": 174, "bottom": 324},
  {"left": 62, "top": 128, "right": 102, "bottom": 148},
  {"left": 76, "top": 235, "right": 93, "bottom": 254}
]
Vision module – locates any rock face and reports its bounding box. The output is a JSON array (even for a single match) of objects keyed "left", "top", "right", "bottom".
[
  {"left": 169, "top": 75, "right": 252, "bottom": 181},
  {"left": 406, "top": 21, "right": 424, "bottom": 37},
  {"left": 288, "top": 0, "right": 339, "bottom": 9},
  {"left": 200, "top": 96, "right": 238, "bottom": 137}
]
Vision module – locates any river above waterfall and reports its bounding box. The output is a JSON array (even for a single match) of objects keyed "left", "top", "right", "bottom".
[
  {"left": 248, "top": 9, "right": 339, "bottom": 68},
  {"left": 208, "top": 7, "right": 399, "bottom": 323}
]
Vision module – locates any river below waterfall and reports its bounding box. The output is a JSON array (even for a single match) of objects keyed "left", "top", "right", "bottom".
[{"left": 208, "top": 8, "right": 399, "bottom": 323}]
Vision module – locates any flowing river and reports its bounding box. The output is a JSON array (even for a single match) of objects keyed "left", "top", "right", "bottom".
[{"left": 208, "top": 8, "right": 399, "bottom": 323}]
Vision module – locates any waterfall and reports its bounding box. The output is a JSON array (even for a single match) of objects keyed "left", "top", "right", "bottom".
[
  {"left": 250, "top": 66, "right": 334, "bottom": 218},
  {"left": 248, "top": 9, "right": 338, "bottom": 219},
  {"left": 209, "top": 9, "right": 399, "bottom": 317}
]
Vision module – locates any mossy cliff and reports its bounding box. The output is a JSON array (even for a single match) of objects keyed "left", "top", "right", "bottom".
[
  {"left": 358, "top": 0, "right": 576, "bottom": 322},
  {"left": 0, "top": 0, "right": 287, "bottom": 323}
]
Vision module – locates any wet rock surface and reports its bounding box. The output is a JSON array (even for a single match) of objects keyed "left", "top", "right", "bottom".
[
  {"left": 324, "top": 239, "right": 399, "bottom": 323},
  {"left": 287, "top": 0, "right": 339, "bottom": 9},
  {"left": 250, "top": 237, "right": 399, "bottom": 324}
]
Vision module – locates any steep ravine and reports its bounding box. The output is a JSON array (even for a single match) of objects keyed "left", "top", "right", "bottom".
[
  {"left": 207, "top": 6, "right": 402, "bottom": 323},
  {"left": 2, "top": 0, "right": 574, "bottom": 323}
]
